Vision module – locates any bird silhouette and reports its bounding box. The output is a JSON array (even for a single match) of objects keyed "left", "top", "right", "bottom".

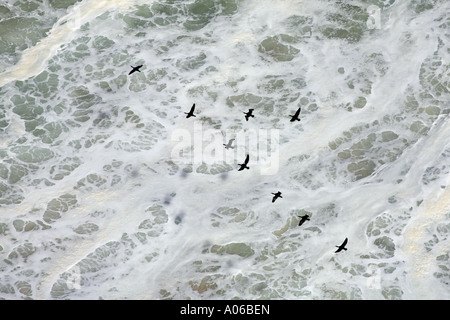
[
  {"left": 335, "top": 238, "right": 348, "bottom": 253},
  {"left": 243, "top": 109, "right": 255, "bottom": 121},
  {"left": 297, "top": 214, "right": 310, "bottom": 226},
  {"left": 129, "top": 65, "right": 143, "bottom": 75},
  {"left": 238, "top": 154, "right": 249, "bottom": 171},
  {"left": 223, "top": 138, "right": 235, "bottom": 149},
  {"left": 185, "top": 103, "right": 196, "bottom": 118},
  {"left": 271, "top": 191, "right": 282, "bottom": 203},
  {"left": 289, "top": 107, "right": 301, "bottom": 122}
]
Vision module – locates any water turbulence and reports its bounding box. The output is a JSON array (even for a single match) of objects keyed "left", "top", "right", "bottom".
[{"left": 0, "top": 0, "right": 449, "bottom": 300}]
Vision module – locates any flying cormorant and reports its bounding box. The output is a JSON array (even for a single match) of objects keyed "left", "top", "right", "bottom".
[
  {"left": 289, "top": 107, "right": 301, "bottom": 122},
  {"left": 185, "top": 103, "right": 196, "bottom": 118},
  {"left": 244, "top": 109, "right": 255, "bottom": 121},
  {"left": 335, "top": 238, "right": 348, "bottom": 253},
  {"left": 238, "top": 154, "right": 249, "bottom": 171},
  {"left": 298, "top": 214, "right": 310, "bottom": 226},
  {"left": 129, "top": 65, "right": 143, "bottom": 75},
  {"left": 223, "top": 139, "right": 235, "bottom": 149},
  {"left": 271, "top": 191, "right": 282, "bottom": 203}
]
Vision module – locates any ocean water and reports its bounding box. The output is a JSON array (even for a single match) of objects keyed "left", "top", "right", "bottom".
[{"left": 0, "top": 0, "right": 449, "bottom": 300}]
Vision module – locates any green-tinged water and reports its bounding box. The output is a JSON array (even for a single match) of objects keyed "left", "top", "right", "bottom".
[{"left": 0, "top": 0, "right": 449, "bottom": 300}]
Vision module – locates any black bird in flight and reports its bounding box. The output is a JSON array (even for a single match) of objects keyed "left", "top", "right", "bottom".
[
  {"left": 289, "top": 107, "right": 301, "bottom": 122},
  {"left": 243, "top": 109, "right": 255, "bottom": 121},
  {"left": 223, "top": 138, "right": 235, "bottom": 149},
  {"left": 185, "top": 103, "right": 196, "bottom": 118},
  {"left": 129, "top": 65, "right": 143, "bottom": 75},
  {"left": 297, "top": 214, "right": 310, "bottom": 226},
  {"left": 335, "top": 238, "right": 348, "bottom": 253},
  {"left": 271, "top": 191, "right": 282, "bottom": 203},
  {"left": 238, "top": 154, "right": 249, "bottom": 171}
]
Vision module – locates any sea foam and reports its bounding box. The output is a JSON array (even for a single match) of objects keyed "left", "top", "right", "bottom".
[{"left": 0, "top": 0, "right": 449, "bottom": 300}]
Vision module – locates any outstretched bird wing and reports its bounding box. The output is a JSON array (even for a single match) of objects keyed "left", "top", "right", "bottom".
[
  {"left": 190, "top": 103, "right": 195, "bottom": 113},
  {"left": 290, "top": 107, "right": 301, "bottom": 120},
  {"left": 244, "top": 154, "right": 249, "bottom": 165},
  {"left": 129, "top": 65, "right": 143, "bottom": 75},
  {"left": 334, "top": 238, "right": 348, "bottom": 252},
  {"left": 298, "top": 215, "right": 307, "bottom": 226}
]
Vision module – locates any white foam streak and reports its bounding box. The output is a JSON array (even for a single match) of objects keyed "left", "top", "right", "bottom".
[
  {"left": 400, "top": 117, "right": 450, "bottom": 299},
  {"left": 0, "top": 0, "right": 139, "bottom": 87},
  {"left": 1, "top": 0, "right": 449, "bottom": 300}
]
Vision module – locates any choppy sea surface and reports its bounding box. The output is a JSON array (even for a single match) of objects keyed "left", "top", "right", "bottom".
[{"left": 0, "top": 0, "right": 449, "bottom": 300}]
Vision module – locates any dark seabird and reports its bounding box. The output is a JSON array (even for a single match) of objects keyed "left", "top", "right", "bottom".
[
  {"left": 129, "top": 65, "right": 143, "bottom": 75},
  {"left": 335, "top": 238, "right": 348, "bottom": 253},
  {"left": 271, "top": 191, "right": 282, "bottom": 203},
  {"left": 238, "top": 154, "right": 249, "bottom": 171},
  {"left": 185, "top": 103, "right": 196, "bottom": 118},
  {"left": 297, "top": 214, "right": 310, "bottom": 226},
  {"left": 223, "top": 138, "right": 235, "bottom": 149},
  {"left": 243, "top": 109, "right": 255, "bottom": 121},
  {"left": 289, "top": 107, "right": 301, "bottom": 122}
]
